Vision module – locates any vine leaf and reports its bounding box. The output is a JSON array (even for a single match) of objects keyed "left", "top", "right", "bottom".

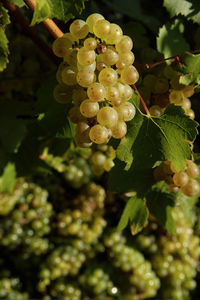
[
  {"left": 9, "top": 0, "right": 25, "bottom": 7},
  {"left": 36, "top": 76, "right": 74, "bottom": 139},
  {"left": 179, "top": 53, "right": 200, "bottom": 85},
  {"left": 116, "top": 104, "right": 198, "bottom": 173},
  {"left": 117, "top": 196, "right": 149, "bottom": 235},
  {"left": 157, "top": 19, "right": 190, "bottom": 58},
  {"left": 146, "top": 182, "right": 175, "bottom": 235},
  {"left": 31, "top": 0, "right": 87, "bottom": 25},
  {"left": 0, "top": 4, "right": 10, "bottom": 71},
  {"left": 163, "top": 0, "right": 200, "bottom": 24},
  {"left": 0, "top": 162, "right": 17, "bottom": 193}
]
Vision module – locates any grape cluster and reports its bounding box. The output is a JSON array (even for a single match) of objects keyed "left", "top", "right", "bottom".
[
  {"left": 47, "top": 279, "right": 82, "bottom": 300},
  {"left": 53, "top": 13, "right": 139, "bottom": 146},
  {"left": 41, "top": 147, "right": 92, "bottom": 189},
  {"left": 38, "top": 245, "right": 87, "bottom": 292},
  {"left": 0, "top": 181, "right": 53, "bottom": 255},
  {"left": 151, "top": 206, "right": 200, "bottom": 300},
  {"left": 139, "top": 65, "right": 195, "bottom": 119},
  {"left": 79, "top": 266, "right": 118, "bottom": 297},
  {"left": 104, "top": 231, "right": 160, "bottom": 299},
  {"left": 89, "top": 144, "right": 116, "bottom": 175},
  {"left": 153, "top": 159, "right": 200, "bottom": 196}
]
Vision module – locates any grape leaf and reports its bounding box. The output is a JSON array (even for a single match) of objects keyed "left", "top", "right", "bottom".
[
  {"left": 116, "top": 104, "right": 198, "bottom": 173},
  {"left": 117, "top": 196, "right": 149, "bottom": 235},
  {"left": 157, "top": 19, "right": 190, "bottom": 58},
  {"left": 108, "top": 159, "right": 155, "bottom": 196},
  {"left": 164, "top": 0, "right": 200, "bottom": 24},
  {"left": 9, "top": 0, "right": 25, "bottom": 7},
  {"left": 0, "top": 4, "right": 10, "bottom": 71},
  {"left": 36, "top": 76, "right": 74, "bottom": 138},
  {"left": 146, "top": 182, "right": 175, "bottom": 235},
  {"left": 179, "top": 53, "right": 200, "bottom": 85},
  {"left": 31, "top": 0, "right": 87, "bottom": 25},
  {"left": 0, "top": 162, "right": 17, "bottom": 193}
]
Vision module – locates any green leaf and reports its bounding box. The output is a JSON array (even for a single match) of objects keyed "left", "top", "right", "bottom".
[
  {"left": 0, "top": 115, "right": 27, "bottom": 153},
  {"left": 146, "top": 182, "right": 175, "bottom": 235},
  {"left": 0, "top": 4, "right": 10, "bottom": 71},
  {"left": 31, "top": 0, "right": 87, "bottom": 25},
  {"left": 108, "top": 159, "right": 155, "bottom": 196},
  {"left": 164, "top": 0, "right": 200, "bottom": 24},
  {"left": 36, "top": 76, "right": 73, "bottom": 139},
  {"left": 1, "top": 162, "right": 17, "bottom": 193},
  {"left": 117, "top": 196, "right": 149, "bottom": 234},
  {"left": 157, "top": 19, "right": 190, "bottom": 58},
  {"left": 116, "top": 105, "right": 198, "bottom": 173},
  {"left": 9, "top": 0, "right": 25, "bottom": 7},
  {"left": 179, "top": 52, "right": 200, "bottom": 85}
]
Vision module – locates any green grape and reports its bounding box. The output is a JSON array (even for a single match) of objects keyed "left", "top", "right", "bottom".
[
  {"left": 186, "top": 160, "right": 199, "bottom": 178},
  {"left": 93, "top": 19, "right": 111, "bottom": 39},
  {"left": 84, "top": 37, "right": 98, "bottom": 50},
  {"left": 117, "top": 51, "right": 135, "bottom": 68},
  {"left": 61, "top": 66, "right": 77, "bottom": 85},
  {"left": 105, "top": 23, "right": 123, "bottom": 44},
  {"left": 77, "top": 60, "right": 96, "bottom": 72},
  {"left": 87, "top": 82, "right": 106, "bottom": 102},
  {"left": 63, "top": 49, "right": 77, "bottom": 66},
  {"left": 121, "top": 65, "right": 139, "bottom": 85},
  {"left": 80, "top": 99, "right": 99, "bottom": 118},
  {"left": 181, "top": 179, "right": 200, "bottom": 197},
  {"left": 173, "top": 171, "right": 189, "bottom": 187},
  {"left": 76, "top": 70, "right": 95, "bottom": 87},
  {"left": 89, "top": 125, "right": 110, "bottom": 144},
  {"left": 77, "top": 47, "right": 96, "bottom": 66},
  {"left": 52, "top": 37, "right": 73, "bottom": 57},
  {"left": 169, "top": 90, "right": 184, "bottom": 104},
  {"left": 116, "top": 102, "right": 136, "bottom": 121},
  {"left": 116, "top": 35, "right": 133, "bottom": 53},
  {"left": 69, "top": 19, "right": 89, "bottom": 39},
  {"left": 98, "top": 67, "right": 118, "bottom": 86},
  {"left": 111, "top": 121, "right": 127, "bottom": 138},
  {"left": 86, "top": 13, "right": 104, "bottom": 33},
  {"left": 102, "top": 48, "right": 119, "bottom": 65},
  {"left": 97, "top": 106, "right": 118, "bottom": 128},
  {"left": 149, "top": 105, "right": 163, "bottom": 116}
]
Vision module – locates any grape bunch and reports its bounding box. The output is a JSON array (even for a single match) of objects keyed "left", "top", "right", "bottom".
[
  {"left": 89, "top": 144, "right": 116, "bottom": 175},
  {"left": 53, "top": 13, "right": 139, "bottom": 146},
  {"left": 153, "top": 159, "right": 200, "bottom": 196},
  {"left": 151, "top": 206, "right": 200, "bottom": 300},
  {"left": 0, "top": 181, "right": 53, "bottom": 255},
  {"left": 104, "top": 231, "right": 160, "bottom": 299},
  {"left": 139, "top": 65, "right": 195, "bottom": 119}
]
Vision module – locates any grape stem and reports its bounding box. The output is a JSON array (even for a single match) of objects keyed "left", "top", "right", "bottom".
[
  {"left": 2, "top": 0, "right": 59, "bottom": 64},
  {"left": 132, "top": 85, "right": 151, "bottom": 116},
  {"left": 24, "top": 0, "right": 64, "bottom": 39},
  {"left": 136, "top": 48, "right": 200, "bottom": 70}
]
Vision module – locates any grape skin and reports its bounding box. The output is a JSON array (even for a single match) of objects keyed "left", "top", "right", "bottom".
[
  {"left": 97, "top": 106, "right": 118, "bottom": 128},
  {"left": 89, "top": 125, "right": 110, "bottom": 144},
  {"left": 80, "top": 99, "right": 99, "bottom": 118}
]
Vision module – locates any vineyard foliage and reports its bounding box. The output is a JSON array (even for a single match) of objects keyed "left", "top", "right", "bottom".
[{"left": 0, "top": 0, "right": 200, "bottom": 298}]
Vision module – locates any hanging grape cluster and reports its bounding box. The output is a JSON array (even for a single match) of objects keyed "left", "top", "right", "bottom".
[
  {"left": 153, "top": 159, "right": 200, "bottom": 196},
  {"left": 53, "top": 13, "right": 139, "bottom": 146}
]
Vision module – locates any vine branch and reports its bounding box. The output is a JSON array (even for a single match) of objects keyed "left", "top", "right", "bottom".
[
  {"left": 132, "top": 85, "right": 150, "bottom": 116},
  {"left": 2, "top": 0, "right": 59, "bottom": 64},
  {"left": 24, "top": 0, "right": 64, "bottom": 39},
  {"left": 136, "top": 48, "right": 200, "bottom": 70}
]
